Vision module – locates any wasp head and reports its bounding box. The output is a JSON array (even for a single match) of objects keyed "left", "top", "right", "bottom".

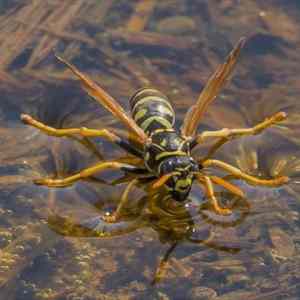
[{"left": 159, "top": 156, "right": 200, "bottom": 202}]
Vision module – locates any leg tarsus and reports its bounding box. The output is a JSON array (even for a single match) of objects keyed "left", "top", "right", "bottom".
[
  {"left": 192, "top": 111, "right": 287, "bottom": 153},
  {"left": 202, "top": 159, "right": 289, "bottom": 187},
  {"left": 33, "top": 175, "right": 80, "bottom": 187},
  {"left": 197, "top": 175, "right": 232, "bottom": 215},
  {"left": 102, "top": 178, "right": 139, "bottom": 223}
]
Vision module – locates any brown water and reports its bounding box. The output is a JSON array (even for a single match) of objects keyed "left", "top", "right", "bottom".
[{"left": 0, "top": 1, "right": 300, "bottom": 299}]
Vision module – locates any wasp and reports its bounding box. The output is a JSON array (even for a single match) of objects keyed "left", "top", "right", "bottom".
[{"left": 21, "top": 38, "right": 289, "bottom": 221}]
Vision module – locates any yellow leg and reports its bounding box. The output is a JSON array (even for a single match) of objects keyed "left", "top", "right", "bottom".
[
  {"left": 21, "top": 113, "right": 119, "bottom": 141},
  {"left": 21, "top": 113, "right": 143, "bottom": 157},
  {"left": 202, "top": 159, "right": 289, "bottom": 187},
  {"left": 210, "top": 175, "right": 244, "bottom": 198},
  {"left": 195, "top": 112, "right": 287, "bottom": 158},
  {"left": 199, "top": 112, "right": 286, "bottom": 141},
  {"left": 102, "top": 178, "right": 139, "bottom": 223},
  {"left": 34, "top": 161, "right": 141, "bottom": 187},
  {"left": 152, "top": 172, "right": 180, "bottom": 189},
  {"left": 199, "top": 175, "right": 232, "bottom": 215}
]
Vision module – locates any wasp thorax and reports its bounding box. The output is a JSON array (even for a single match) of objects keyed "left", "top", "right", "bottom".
[{"left": 159, "top": 156, "right": 199, "bottom": 202}]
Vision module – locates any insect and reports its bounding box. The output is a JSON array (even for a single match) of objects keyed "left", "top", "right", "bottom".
[{"left": 21, "top": 37, "right": 289, "bottom": 221}]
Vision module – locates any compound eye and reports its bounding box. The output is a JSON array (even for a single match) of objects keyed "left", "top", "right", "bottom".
[
  {"left": 167, "top": 160, "right": 173, "bottom": 167},
  {"left": 166, "top": 160, "right": 175, "bottom": 173}
]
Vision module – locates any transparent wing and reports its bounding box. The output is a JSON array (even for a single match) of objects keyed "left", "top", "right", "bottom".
[
  {"left": 56, "top": 55, "right": 148, "bottom": 143},
  {"left": 181, "top": 38, "right": 246, "bottom": 138}
]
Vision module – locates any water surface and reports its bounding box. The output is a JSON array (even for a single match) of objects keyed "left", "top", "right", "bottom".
[{"left": 0, "top": 1, "right": 300, "bottom": 299}]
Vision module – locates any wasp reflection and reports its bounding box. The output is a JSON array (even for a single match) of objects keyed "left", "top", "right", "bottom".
[{"left": 47, "top": 187, "right": 250, "bottom": 284}]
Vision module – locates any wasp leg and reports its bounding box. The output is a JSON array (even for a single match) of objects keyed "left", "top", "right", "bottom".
[
  {"left": 34, "top": 161, "right": 144, "bottom": 187},
  {"left": 210, "top": 175, "right": 245, "bottom": 198},
  {"left": 21, "top": 114, "right": 143, "bottom": 157},
  {"left": 102, "top": 178, "right": 139, "bottom": 223},
  {"left": 203, "top": 159, "right": 289, "bottom": 187},
  {"left": 192, "top": 112, "right": 287, "bottom": 154},
  {"left": 198, "top": 175, "right": 232, "bottom": 215}
]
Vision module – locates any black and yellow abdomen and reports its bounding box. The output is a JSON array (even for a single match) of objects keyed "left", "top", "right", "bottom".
[{"left": 129, "top": 88, "right": 175, "bottom": 135}]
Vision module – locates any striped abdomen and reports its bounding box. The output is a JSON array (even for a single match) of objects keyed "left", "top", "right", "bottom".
[{"left": 129, "top": 88, "right": 175, "bottom": 135}]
